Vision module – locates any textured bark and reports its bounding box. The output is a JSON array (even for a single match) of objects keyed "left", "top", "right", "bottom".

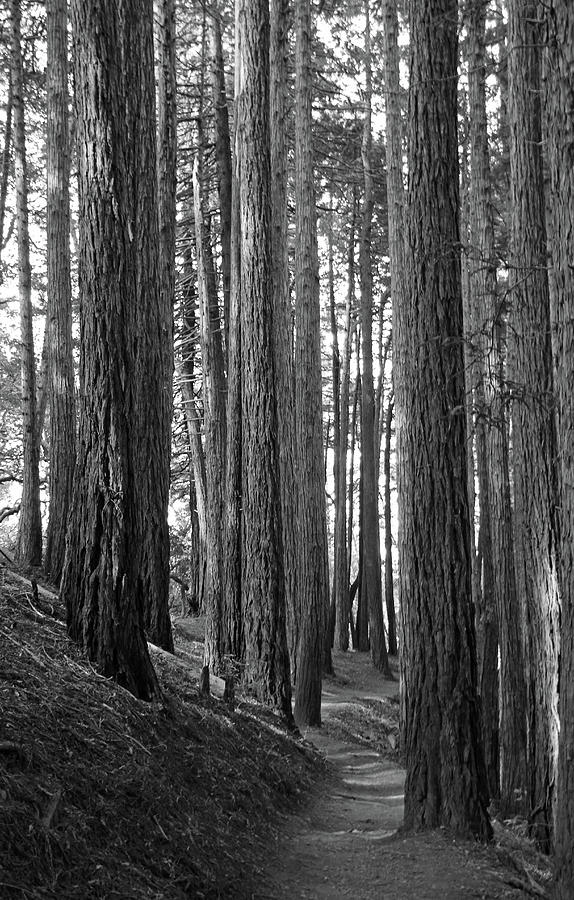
[
  {"left": 61, "top": 0, "right": 163, "bottom": 700},
  {"left": 399, "top": 0, "right": 491, "bottom": 839},
  {"left": 270, "top": 0, "right": 299, "bottom": 682},
  {"left": 144, "top": 0, "right": 177, "bottom": 651},
  {"left": 347, "top": 351, "right": 360, "bottom": 647},
  {"left": 293, "top": 0, "right": 328, "bottom": 726},
  {"left": 237, "top": 0, "right": 292, "bottom": 721},
  {"left": 11, "top": 0, "right": 42, "bottom": 568},
  {"left": 179, "top": 262, "right": 208, "bottom": 615},
  {"left": 507, "top": 0, "right": 559, "bottom": 849},
  {"left": 44, "top": 0, "right": 76, "bottom": 586},
  {"left": 382, "top": 0, "right": 405, "bottom": 669},
  {"left": 209, "top": 10, "right": 232, "bottom": 361},
  {"left": 0, "top": 72, "right": 12, "bottom": 274},
  {"left": 193, "top": 159, "right": 226, "bottom": 672},
  {"left": 359, "top": 0, "right": 389, "bottom": 676},
  {"left": 383, "top": 395, "right": 397, "bottom": 655},
  {"left": 334, "top": 194, "right": 355, "bottom": 652},
  {"left": 222, "top": 0, "right": 243, "bottom": 663},
  {"left": 464, "top": 0, "right": 503, "bottom": 803},
  {"left": 546, "top": 3, "right": 574, "bottom": 892}
]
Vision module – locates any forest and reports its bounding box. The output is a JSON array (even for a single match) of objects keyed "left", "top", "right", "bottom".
[{"left": 0, "top": 0, "right": 573, "bottom": 896}]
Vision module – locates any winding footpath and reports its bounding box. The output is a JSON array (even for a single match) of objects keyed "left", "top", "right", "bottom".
[{"left": 263, "top": 653, "right": 529, "bottom": 900}]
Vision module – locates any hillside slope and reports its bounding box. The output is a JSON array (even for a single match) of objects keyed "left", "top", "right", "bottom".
[{"left": 0, "top": 569, "right": 324, "bottom": 899}]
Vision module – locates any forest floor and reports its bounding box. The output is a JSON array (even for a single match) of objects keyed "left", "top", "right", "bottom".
[
  {"left": 262, "top": 653, "right": 548, "bottom": 899},
  {"left": 0, "top": 562, "right": 553, "bottom": 899}
]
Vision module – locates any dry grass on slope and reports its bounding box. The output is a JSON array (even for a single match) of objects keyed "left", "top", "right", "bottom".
[{"left": 0, "top": 568, "right": 325, "bottom": 900}]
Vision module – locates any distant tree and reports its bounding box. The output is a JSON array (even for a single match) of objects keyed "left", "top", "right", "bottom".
[
  {"left": 10, "top": 0, "right": 42, "bottom": 567},
  {"left": 0, "top": 72, "right": 12, "bottom": 277},
  {"left": 507, "top": 0, "right": 559, "bottom": 849},
  {"left": 382, "top": 0, "right": 404, "bottom": 666},
  {"left": 293, "top": 0, "right": 328, "bottom": 726},
  {"left": 398, "top": 0, "right": 491, "bottom": 838},
  {"left": 44, "top": 0, "right": 75, "bottom": 585},
  {"left": 546, "top": 1, "right": 574, "bottom": 892},
  {"left": 358, "top": 0, "right": 390, "bottom": 676},
  {"left": 334, "top": 191, "right": 355, "bottom": 653},
  {"left": 61, "top": 0, "right": 165, "bottom": 699}
]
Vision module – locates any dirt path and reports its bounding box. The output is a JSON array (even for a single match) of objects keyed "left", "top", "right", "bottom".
[{"left": 261, "top": 652, "right": 529, "bottom": 900}]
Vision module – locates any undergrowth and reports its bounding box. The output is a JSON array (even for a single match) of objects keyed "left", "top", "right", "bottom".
[{"left": 0, "top": 568, "right": 325, "bottom": 899}]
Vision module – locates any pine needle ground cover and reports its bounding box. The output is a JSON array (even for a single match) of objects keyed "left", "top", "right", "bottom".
[{"left": 0, "top": 569, "right": 325, "bottom": 899}]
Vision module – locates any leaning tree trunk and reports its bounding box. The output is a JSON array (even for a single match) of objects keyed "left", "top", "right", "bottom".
[
  {"left": 61, "top": 0, "right": 164, "bottom": 700},
  {"left": 399, "top": 0, "right": 491, "bottom": 840},
  {"left": 507, "top": 0, "right": 559, "bottom": 850},
  {"left": 11, "top": 0, "right": 42, "bottom": 568}
]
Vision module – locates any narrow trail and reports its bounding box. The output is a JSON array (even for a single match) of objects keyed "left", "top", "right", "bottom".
[{"left": 262, "top": 652, "right": 527, "bottom": 900}]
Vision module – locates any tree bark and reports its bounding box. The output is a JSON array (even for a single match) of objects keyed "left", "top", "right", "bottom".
[
  {"left": 359, "top": 0, "right": 390, "bottom": 677},
  {"left": 293, "top": 0, "right": 328, "bottom": 726},
  {"left": 209, "top": 9, "right": 232, "bottom": 363},
  {"left": 399, "top": 0, "right": 491, "bottom": 839},
  {"left": 61, "top": 0, "right": 164, "bottom": 700},
  {"left": 547, "top": 2, "right": 574, "bottom": 892},
  {"left": 507, "top": 0, "right": 559, "bottom": 850},
  {"left": 11, "top": 0, "right": 42, "bottom": 568},
  {"left": 0, "top": 71, "right": 12, "bottom": 277},
  {"left": 334, "top": 191, "right": 355, "bottom": 652},
  {"left": 193, "top": 158, "right": 227, "bottom": 672},
  {"left": 237, "top": 0, "right": 292, "bottom": 721},
  {"left": 383, "top": 394, "right": 397, "bottom": 655},
  {"left": 270, "top": 0, "right": 299, "bottom": 683},
  {"left": 44, "top": 0, "right": 76, "bottom": 586},
  {"left": 382, "top": 0, "right": 405, "bottom": 671},
  {"left": 464, "top": 0, "right": 502, "bottom": 804}
]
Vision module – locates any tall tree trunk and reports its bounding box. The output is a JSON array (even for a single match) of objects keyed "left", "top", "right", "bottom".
[
  {"left": 382, "top": 0, "right": 405, "bottom": 675},
  {"left": 237, "top": 0, "right": 292, "bottom": 721},
  {"left": 507, "top": 0, "right": 559, "bottom": 850},
  {"left": 11, "top": 0, "right": 42, "bottom": 567},
  {"left": 209, "top": 9, "right": 232, "bottom": 361},
  {"left": 223, "top": 0, "right": 244, "bottom": 663},
  {"left": 464, "top": 0, "right": 502, "bottom": 804},
  {"left": 270, "top": 0, "right": 299, "bottom": 683},
  {"left": 135, "top": 0, "right": 176, "bottom": 652},
  {"left": 179, "top": 250, "right": 207, "bottom": 614},
  {"left": 0, "top": 71, "right": 12, "bottom": 277},
  {"left": 335, "top": 192, "right": 355, "bottom": 652},
  {"left": 383, "top": 394, "right": 397, "bottom": 655},
  {"left": 193, "top": 157, "right": 227, "bottom": 672},
  {"left": 399, "top": 0, "right": 491, "bottom": 839},
  {"left": 44, "top": 0, "right": 76, "bottom": 585},
  {"left": 547, "top": 2, "right": 574, "bottom": 892},
  {"left": 359, "top": 0, "right": 390, "bottom": 676},
  {"left": 62, "top": 0, "right": 164, "bottom": 699},
  {"left": 293, "top": 0, "right": 328, "bottom": 726}
]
